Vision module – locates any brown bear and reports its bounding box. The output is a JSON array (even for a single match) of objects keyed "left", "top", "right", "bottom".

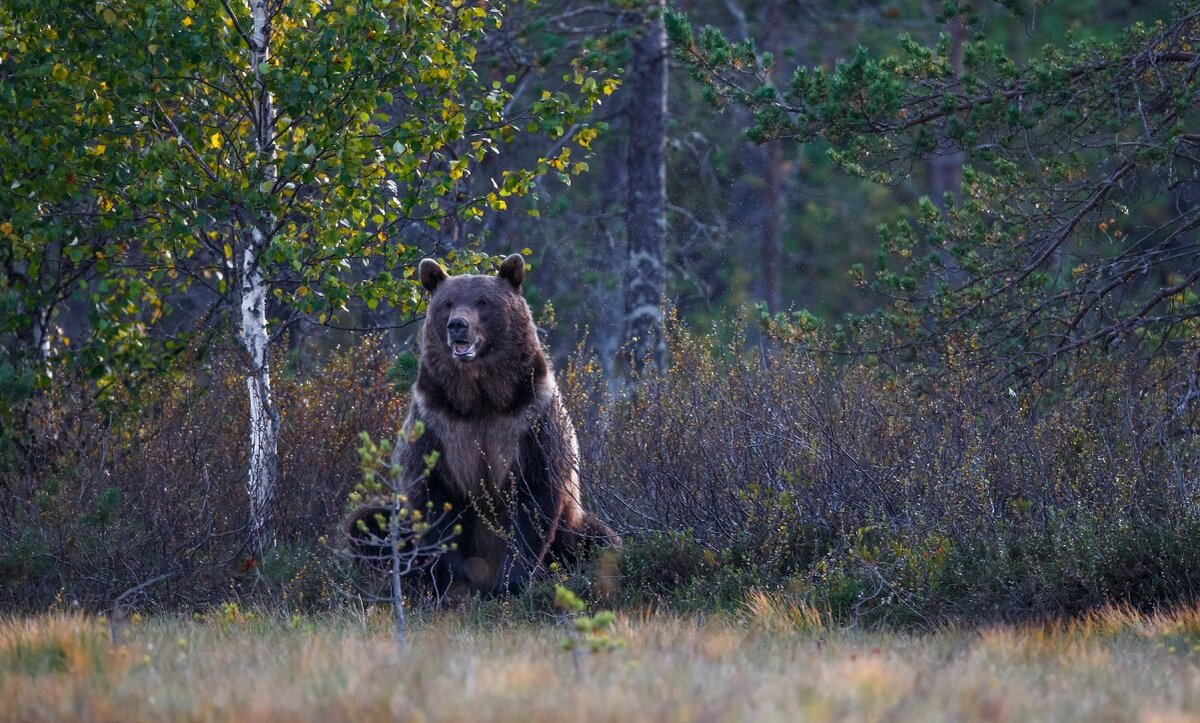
[{"left": 348, "top": 254, "right": 619, "bottom": 597}]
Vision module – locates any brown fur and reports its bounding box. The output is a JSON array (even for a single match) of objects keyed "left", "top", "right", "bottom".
[{"left": 349, "top": 255, "right": 618, "bottom": 597}]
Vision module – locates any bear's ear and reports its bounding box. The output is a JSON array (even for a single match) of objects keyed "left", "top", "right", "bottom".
[
  {"left": 497, "top": 254, "right": 525, "bottom": 291},
  {"left": 419, "top": 258, "right": 448, "bottom": 294}
]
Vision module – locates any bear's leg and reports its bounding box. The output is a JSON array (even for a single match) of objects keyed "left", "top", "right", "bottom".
[
  {"left": 459, "top": 508, "right": 536, "bottom": 596},
  {"left": 426, "top": 546, "right": 466, "bottom": 604},
  {"left": 344, "top": 478, "right": 457, "bottom": 585},
  {"left": 498, "top": 489, "right": 565, "bottom": 594},
  {"left": 345, "top": 504, "right": 450, "bottom": 577},
  {"left": 400, "top": 505, "right": 476, "bottom": 606},
  {"left": 344, "top": 503, "right": 397, "bottom": 570},
  {"left": 421, "top": 490, "right": 479, "bottom": 602}
]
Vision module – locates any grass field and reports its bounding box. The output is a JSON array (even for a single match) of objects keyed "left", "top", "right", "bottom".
[{"left": 6, "top": 598, "right": 1200, "bottom": 722}]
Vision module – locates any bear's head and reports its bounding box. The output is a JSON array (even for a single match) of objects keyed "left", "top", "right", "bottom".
[{"left": 418, "top": 254, "right": 534, "bottom": 366}]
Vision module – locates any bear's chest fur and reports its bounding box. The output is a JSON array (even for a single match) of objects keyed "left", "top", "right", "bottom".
[{"left": 412, "top": 388, "right": 537, "bottom": 499}]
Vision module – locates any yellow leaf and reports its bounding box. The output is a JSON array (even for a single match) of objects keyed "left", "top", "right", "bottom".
[
  {"left": 182, "top": 16, "right": 194, "bottom": 27},
  {"left": 51, "top": 63, "right": 68, "bottom": 82},
  {"left": 93, "top": 144, "right": 106, "bottom": 155},
  {"left": 576, "top": 127, "right": 598, "bottom": 149},
  {"left": 210, "top": 132, "right": 222, "bottom": 149},
  {"left": 0, "top": 222, "right": 12, "bottom": 235}
]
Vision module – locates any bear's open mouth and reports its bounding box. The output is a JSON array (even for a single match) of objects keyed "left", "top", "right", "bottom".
[{"left": 451, "top": 340, "right": 477, "bottom": 359}]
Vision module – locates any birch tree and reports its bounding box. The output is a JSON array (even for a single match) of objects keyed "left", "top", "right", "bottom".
[
  {"left": 240, "top": 0, "right": 282, "bottom": 557},
  {"left": 2, "top": 0, "right": 615, "bottom": 556}
]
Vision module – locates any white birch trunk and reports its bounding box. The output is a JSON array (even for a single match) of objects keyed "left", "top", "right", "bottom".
[
  {"left": 241, "top": 240, "right": 278, "bottom": 558},
  {"left": 241, "top": 0, "right": 280, "bottom": 558},
  {"left": 32, "top": 305, "right": 51, "bottom": 362}
]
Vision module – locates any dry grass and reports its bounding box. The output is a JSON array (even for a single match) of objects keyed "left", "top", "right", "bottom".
[{"left": 6, "top": 602, "right": 1200, "bottom": 722}]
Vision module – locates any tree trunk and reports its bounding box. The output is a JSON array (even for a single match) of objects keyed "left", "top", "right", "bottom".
[
  {"left": 759, "top": 0, "right": 785, "bottom": 314},
  {"left": 622, "top": 0, "right": 668, "bottom": 376},
  {"left": 927, "top": 13, "right": 966, "bottom": 289},
  {"left": 31, "top": 304, "right": 51, "bottom": 362},
  {"left": 241, "top": 0, "right": 280, "bottom": 558},
  {"left": 761, "top": 140, "right": 784, "bottom": 314},
  {"left": 929, "top": 14, "right": 966, "bottom": 214},
  {"left": 240, "top": 241, "right": 278, "bottom": 558}
]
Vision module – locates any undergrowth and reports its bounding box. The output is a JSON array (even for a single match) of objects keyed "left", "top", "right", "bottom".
[{"left": 3, "top": 321, "right": 1199, "bottom": 626}]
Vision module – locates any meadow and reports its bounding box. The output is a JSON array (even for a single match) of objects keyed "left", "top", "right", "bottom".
[{"left": 6, "top": 600, "right": 1200, "bottom": 722}]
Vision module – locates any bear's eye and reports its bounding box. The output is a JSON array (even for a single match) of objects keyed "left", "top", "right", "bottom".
[
  {"left": 443, "top": 300, "right": 453, "bottom": 309},
  {"left": 476, "top": 298, "right": 487, "bottom": 307}
]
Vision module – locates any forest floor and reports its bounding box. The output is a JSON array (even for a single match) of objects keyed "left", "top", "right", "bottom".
[{"left": 4, "top": 601, "right": 1200, "bottom": 722}]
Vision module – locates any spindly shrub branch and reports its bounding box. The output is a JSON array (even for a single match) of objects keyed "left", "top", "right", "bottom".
[{"left": 336, "top": 430, "right": 459, "bottom": 649}]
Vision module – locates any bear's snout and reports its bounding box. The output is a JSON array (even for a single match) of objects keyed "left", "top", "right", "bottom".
[{"left": 446, "top": 313, "right": 480, "bottom": 360}]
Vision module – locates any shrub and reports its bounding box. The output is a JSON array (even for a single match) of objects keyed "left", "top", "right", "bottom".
[
  {"left": 0, "top": 337, "right": 401, "bottom": 611},
  {"left": 565, "top": 323, "right": 1200, "bottom": 624},
  {"left": 6, "top": 318, "right": 1199, "bottom": 626}
]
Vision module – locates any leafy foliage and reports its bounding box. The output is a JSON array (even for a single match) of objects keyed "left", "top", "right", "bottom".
[
  {"left": 555, "top": 585, "right": 621, "bottom": 654},
  {"left": 0, "top": 0, "right": 616, "bottom": 388},
  {"left": 668, "top": 3, "right": 1200, "bottom": 375}
]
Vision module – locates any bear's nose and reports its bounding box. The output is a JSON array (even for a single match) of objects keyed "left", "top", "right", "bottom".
[{"left": 447, "top": 317, "right": 469, "bottom": 334}]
